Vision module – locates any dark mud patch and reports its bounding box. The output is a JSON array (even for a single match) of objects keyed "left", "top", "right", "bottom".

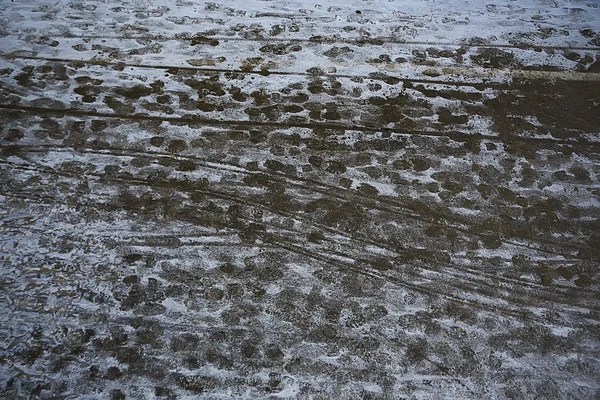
[
  {"left": 190, "top": 35, "right": 220, "bottom": 46},
  {"left": 438, "top": 108, "right": 469, "bottom": 125},
  {"left": 4, "top": 128, "right": 24, "bottom": 141},
  {"left": 586, "top": 59, "right": 600, "bottom": 73},
  {"left": 367, "top": 72, "right": 401, "bottom": 85},
  {"left": 323, "top": 46, "right": 354, "bottom": 58},
  {"left": 104, "top": 96, "right": 136, "bottom": 114},
  {"left": 115, "top": 85, "right": 153, "bottom": 100},
  {"left": 184, "top": 78, "right": 226, "bottom": 96},
  {"left": 470, "top": 48, "right": 521, "bottom": 69},
  {"left": 74, "top": 85, "right": 101, "bottom": 103},
  {"left": 75, "top": 77, "right": 103, "bottom": 86},
  {"left": 363, "top": 92, "right": 431, "bottom": 128},
  {"left": 469, "top": 80, "right": 600, "bottom": 152},
  {"left": 259, "top": 43, "right": 302, "bottom": 55}
]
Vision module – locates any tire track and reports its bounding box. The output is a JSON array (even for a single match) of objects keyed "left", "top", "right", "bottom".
[
  {"left": 11, "top": 33, "right": 600, "bottom": 52},
  {"left": 8, "top": 167, "right": 584, "bottom": 323},
  {"left": 2, "top": 104, "right": 598, "bottom": 149},
  {"left": 261, "top": 233, "right": 594, "bottom": 323},
  {"left": 265, "top": 223, "right": 592, "bottom": 298},
  {"left": 3, "top": 54, "right": 600, "bottom": 86},
  {"left": 0, "top": 53, "right": 509, "bottom": 88},
  {"left": 252, "top": 220, "right": 599, "bottom": 315},
  {"left": 2, "top": 158, "right": 597, "bottom": 316},
  {"left": 4, "top": 144, "right": 591, "bottom": 260}
]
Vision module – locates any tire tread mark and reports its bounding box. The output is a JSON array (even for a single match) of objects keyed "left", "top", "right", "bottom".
[
  {"left": 1, "top": 104, "right": 597, "bottom": 148},
  {"left": 7, "top": 145, "right": 592, "bottom": 257},
  {"left": 2, "top": 158, "right": 597, "bottom": 314},
  {"left": 10, "top": 34, "right": 600, "bottom": 52}
]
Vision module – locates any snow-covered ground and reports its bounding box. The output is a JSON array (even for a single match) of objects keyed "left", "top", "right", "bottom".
[{"left": 1, "top": 1, "right": 599, "bottom": 398}]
